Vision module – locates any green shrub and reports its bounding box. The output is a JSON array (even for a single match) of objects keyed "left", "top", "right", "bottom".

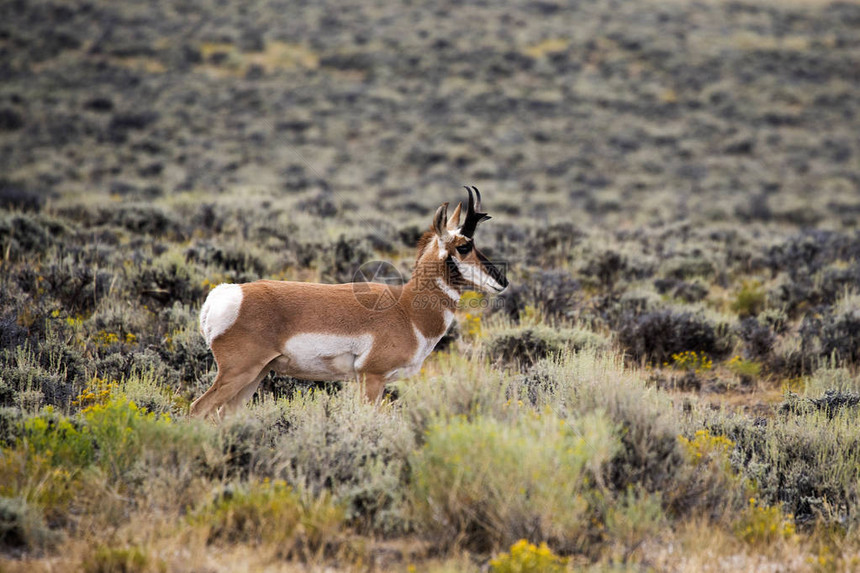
[
  {"left": 603, "top": 486, "right": 666, "bottom": 562},
  {"left": 0, "top": 495, "right": 59, "bottom": 553},
  {"left": 2, "top": 331, "right": 87, "bottom": 409},
  {"left": 617, "top": 309, "right": 731, "bottom": 365},
  {"left": 802, "top": 366, "right": 859, "bottom": 396},
  {"left": 6, "top": 396, "right": 211, "bottom": 532},
  {"left": 526, "top": 352, "right": 748, "bottom": 520},
  {"left": 263, "top": 387, "right": 415, "bottom": 535},
  {"left": 712, "top": 406, "right": 860, "bottom": 525},
  {"left": 0, "top": 358, "right": 68, "bottom": 411},
  {"left": 528, "top": 352, "right": 687, "bottom": 495},
  {"left": 410, "top": 410, "right": 618, "bottom": 552},
  {"left": 399, "top": 352, "right": 515, "bottom": 434},
  {"left": 486, "top": 324, "right": 608, "bottom": 368},
  {"left": 731, "top": 281, "right": 767, "bottom": 318},
  {"left": 0, "top": 213, "right": 66, "bottom": 261},
  {"left": 661, "top": 256, "right": 715, "bottom": 280},
  {"left": 117, "top": 369, "right": 180, "bottom": 416},
  {"left": 204, "top": 387, "right": 414, "bottom": 535},
  {"left": 191, "top": 479, "right": 345, "bottom": 560},
  {"left": 1, "top": 411, "right": 90, "bottom": 525},
  {"left": 726, "top": 355, "right": 762, "bottom": 381},
  {"left": 131, "top": 251, "right": 207, "bottom": 308},
  {"left": 83, "top": 545, "right": 152, "bottom": 573}
]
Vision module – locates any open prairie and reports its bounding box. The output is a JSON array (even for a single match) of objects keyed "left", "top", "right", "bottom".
[{"left": 2, "top": 0, "right": 860, "bottom": 570}]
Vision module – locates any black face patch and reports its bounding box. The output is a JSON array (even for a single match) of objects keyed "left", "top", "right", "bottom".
[
  {"left": 445, "top": 255, "right": 462, "bottom": 283},
  {"left": 475, "top": 249, "right": 509, "bottom": 289}
]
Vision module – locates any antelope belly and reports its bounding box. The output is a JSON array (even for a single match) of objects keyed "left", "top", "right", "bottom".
[{"left": 282, "top": 333, "right": 373, "bottom": 380}]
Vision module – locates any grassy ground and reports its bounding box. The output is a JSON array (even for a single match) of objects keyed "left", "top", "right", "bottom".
[{"left": 3, "top": 0, "right": 860, "bottom": 570}]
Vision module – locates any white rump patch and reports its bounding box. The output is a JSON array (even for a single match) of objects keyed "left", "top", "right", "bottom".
[
  {"left": 282, "top": 333, "right": 374, "bottom": 380},
  {"left": 200, "top": 283, "right": 243, "bottom": 346},
  {"left": 454, "top": 259, "right": 505, "bottom": 293}
]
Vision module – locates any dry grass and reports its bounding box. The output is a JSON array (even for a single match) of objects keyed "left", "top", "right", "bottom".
[{"left": 4, "top": 0, "right": 860, "bottom": 569}]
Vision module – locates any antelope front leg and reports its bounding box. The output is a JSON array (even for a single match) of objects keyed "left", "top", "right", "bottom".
[{"left": 361, "top": 373, "right": 387, "bottom": 403}]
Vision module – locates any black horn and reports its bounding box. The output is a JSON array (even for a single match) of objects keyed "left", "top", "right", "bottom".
[{"left": 460, "top": 185, "right": 491, "bottom": 238}]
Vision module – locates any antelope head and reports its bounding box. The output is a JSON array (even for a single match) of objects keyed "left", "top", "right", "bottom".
[{"left": 431, "top": 186, "right": 508, "bottom": 294}]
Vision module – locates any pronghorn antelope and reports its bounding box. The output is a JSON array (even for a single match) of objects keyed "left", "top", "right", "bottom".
[{"left": 189, "top": 187, "right": 508, "bottom": 418}]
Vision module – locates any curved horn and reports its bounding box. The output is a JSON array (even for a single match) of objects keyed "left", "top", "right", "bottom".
[
  {"left": 460, "top": 186, "right": 491, "bottom": 238},
  {"left": 471, "top": 186, "right": 490, "bottom": 222}
]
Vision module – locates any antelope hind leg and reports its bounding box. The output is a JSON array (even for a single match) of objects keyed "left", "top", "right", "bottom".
[
  {"left": 189, "top": 350, "right": 279, "bottom": 419},
  {"left": 220, "top": 357, "right": 286, "bottom": 415}
]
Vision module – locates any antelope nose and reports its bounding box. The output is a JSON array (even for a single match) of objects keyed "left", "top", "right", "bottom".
[{"left": 495, "top": 271, "right": 509, "bottom": 293}]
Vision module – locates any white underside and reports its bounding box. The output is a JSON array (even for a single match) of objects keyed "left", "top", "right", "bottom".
[
  {"left": 282, "top": 333, "right": 374, "bottom": 380},
  {"left": 200, "top": 283, "right": 243, "bottom": 346}
]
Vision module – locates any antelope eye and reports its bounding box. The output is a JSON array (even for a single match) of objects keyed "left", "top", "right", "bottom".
[{"left": 455, "top": 243, "right": 472, "bottom": 255}]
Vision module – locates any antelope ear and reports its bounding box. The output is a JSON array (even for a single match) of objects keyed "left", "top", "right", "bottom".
[
  {"left": 432, "top": 202, "right": 451, "bottom": 240},
  {"left": 446, "top": 202, "right": 462, "bottom": 230}
]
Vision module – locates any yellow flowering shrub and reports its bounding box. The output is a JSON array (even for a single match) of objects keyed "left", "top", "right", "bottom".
[
  {"left": 92, "top": 330, "right": 138, "bottom": 348},
  {"left": 201, "top": 274, "right": 229, "bottom": 291},
  {"left": 93, "top": 330, "right": 120, "bottom": 347},
  {"left": 459, "top": 291, "right": 485, "bottom": 338},
  {"left": 72, "top": 378, "right": 119, "bottom": 411},
  {"left": 83, "top": 397, "right": 173, "bottom": 480},
  {"left": 678, "top": 430, "right": 734, "bottom": 468},
  {"left": 490, "top": 539, "right": 567, "bottom": 573},
  {"left": 666, "top": 351, "right": 712, "bottom": 373},
  {"left": 461, "top": 313, "right": 482, "bottom": 338},
  {"left": 734, "top": 497, "right": 795, "bottom": 545},
  {"left": 0, "top": 408, "right": 95, "bottom": 521},
  {"left": 20, "top": 398, "right": 173, "bottom": 481},
  {"left": 23, "top": 407, "right": 96, "bottom": 468}
]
